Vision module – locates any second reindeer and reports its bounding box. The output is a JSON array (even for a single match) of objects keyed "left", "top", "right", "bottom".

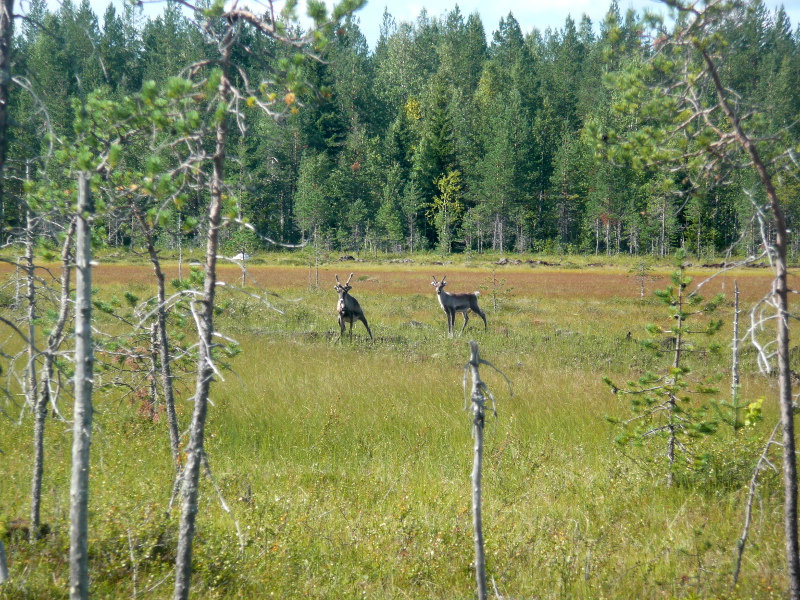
[
  {"left": 334, "top": 273, "right": 373, "bottom": 341},
  {"left": 431, "top": 275, "right": 487, "bottom": 336}
]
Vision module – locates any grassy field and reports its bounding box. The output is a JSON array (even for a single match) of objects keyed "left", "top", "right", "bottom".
[{"left": 0, "top": 252, "right": 793, "bottom": 599}]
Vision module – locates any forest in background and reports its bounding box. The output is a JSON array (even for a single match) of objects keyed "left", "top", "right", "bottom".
[{"left": 6, "top": 0, "right": 800, "bottom": 257}]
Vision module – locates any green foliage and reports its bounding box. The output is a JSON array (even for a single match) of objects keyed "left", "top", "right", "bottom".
[
  {"left": 604, "top": 250, "right": 731, "bottom": 484},
  {"left": 0, "top": 261, "right": 785, "bottom": 598},
  {"left": 9, "top": 0, "right": 800, "bottom": 256},
  {"left": 427, "top": 169, "right": 463, "bottom": 254},
  {"left": 479, "top": 270, "right": 514, "bottom": 313}
]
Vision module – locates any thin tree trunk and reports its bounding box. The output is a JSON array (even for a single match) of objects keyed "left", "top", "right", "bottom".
[
  {"left": 31, "top": 219, "right": 76, "bottom": 538},
  {"left": 594, "top": 219, "right": 600, "bottom": 255},
  {"left": 0, "top": 0, "right": 13, "bottom": 216},
  {"left": 178, "top": 212, "right": 183, "bottom": 282},
  {"left": 133, "top": 206, "right": 180, "bottom": 464},
  {"left": 467, "top": 341, "right": 487, "bottom": 600},
  {"left": 0, "top": 539, "right": 7, "bottom": 583},
  {"left": 700, "top": 46, "right": 799, "bottom": 598},
  {"left": 148, "top": 324, "right": 160, "bottom": 417},
  {"left": 25, "top": 209, "right": 37, "bottom": 410},
  {"left": 69, "top": 174, "right": 94, "bottom": 600},
  {"left": 697, "top": 211, "right": 702, "bottom": 260},
  {"left": 667, "top": 271, "right": 684, "bottom": 487},
  {"left": 733, "top": 420, "right": 781, "bottom": 588},
  {"left": 173, "top": 39, "right": 230, "bottom": 600},
  {"left": 731, "top": 281, "right": 741, "bottom": 427}
]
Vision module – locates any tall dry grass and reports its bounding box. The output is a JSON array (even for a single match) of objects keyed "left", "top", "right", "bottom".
[{"left": 0, "top": 257, "right": 789, "bottom": 598}]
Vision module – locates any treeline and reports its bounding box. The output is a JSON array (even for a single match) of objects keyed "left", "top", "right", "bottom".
[{"left": 7, "top": 0, "right": 800, "bottom": 256}]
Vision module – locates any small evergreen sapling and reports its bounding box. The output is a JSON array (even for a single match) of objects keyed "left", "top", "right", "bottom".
[
  {"left": 604, "top": 250, "right": 724, "bottom": 486},
  {"left": 480, "top": 269, "right": 513, "bottom": 313}
]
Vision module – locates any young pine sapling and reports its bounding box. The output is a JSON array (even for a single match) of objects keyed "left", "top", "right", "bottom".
[{"left": 604, "top": 250, "right": 724, "bottom": 486}]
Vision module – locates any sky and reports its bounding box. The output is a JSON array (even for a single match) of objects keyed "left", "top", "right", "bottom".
[{"left": 27, "top": 0, "right": 800, "bottom": 50}]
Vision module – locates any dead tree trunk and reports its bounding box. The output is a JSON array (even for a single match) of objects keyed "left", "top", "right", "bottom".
[
  {"left": 466, "top": 341, "right": 487, "bottom": 600},
  {"left": 700, "top": 47, "right": 800, "bottom": 598},
  {"left": 733, "top": 420, "right": 781, "bottom": 588},
  {"left": 173, "top": 39, "right": 231, "bottom": 600},
  {"left": 69, "top": 174, "right": 94, "bottom": 600},
  {"left": 133, "top": 205, "right": 180, "bottom": 463},
  {"left": 31, "top": 219, "right": 76, "bottom": 537},
  {"left": 731, "top": 281, "right": 741, "bottom": 428},
  {"left": 24, "top": 209, "right": 37, "bottom": 411},
  {"left": 147, "top": 324, "right": 159, "bottom": 418},
  {"left": 0, "top": 0, "right": 13, "bottom": 218}
]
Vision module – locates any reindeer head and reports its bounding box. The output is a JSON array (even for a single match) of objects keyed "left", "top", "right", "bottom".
[
  {"left": 431, "top": 275, "right": 447, "bottom": 294},
  {"left": 334, "top": 273, "right": 354, "bottom": 296}
]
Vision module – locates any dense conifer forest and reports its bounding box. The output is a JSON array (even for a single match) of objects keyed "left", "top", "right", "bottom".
[{"left": 7, "top": 0, "right": 800, "bottom": 257}]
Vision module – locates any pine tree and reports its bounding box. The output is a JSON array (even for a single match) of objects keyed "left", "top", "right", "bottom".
[{"left": 605, "top": 250, "right": 724, "bottom": 486}]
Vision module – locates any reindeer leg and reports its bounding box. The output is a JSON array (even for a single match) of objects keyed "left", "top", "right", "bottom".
[
  {"left": 337, "top": 316, "right": 345, "bottom": 342},
  {"left": 475, "top": 307, "right": 487, "bottom": 331},
  {"left": 360, "top": 315, "right": 373, "bottom": 340},
  {"left": 460, "top": 311, "right": 469, "bottom": 335},
  {"left": 447, "top": 309, "right": 455, "bottom": 336}
]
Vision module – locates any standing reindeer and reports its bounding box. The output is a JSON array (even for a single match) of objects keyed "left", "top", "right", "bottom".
[
  {"left": 431, "top": 275, "right": 487, "bottom": 336},
  {"left": 334, "top": 273, "right": 373, "bottom": 340}
]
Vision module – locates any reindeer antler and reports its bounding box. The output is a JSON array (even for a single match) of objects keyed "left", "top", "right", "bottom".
[
  {"left": 345, "top": 273, "right": 354, "bottom": 285},
  {"left": 335, "top": 274, "right": 340, "bottom": 284}
]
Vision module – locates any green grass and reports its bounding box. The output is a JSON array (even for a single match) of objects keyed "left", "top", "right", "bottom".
[{"left": 0, "top": 256, "right": 791, "bottom": 599}]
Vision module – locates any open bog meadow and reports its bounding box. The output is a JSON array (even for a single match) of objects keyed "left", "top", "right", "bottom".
[{"left": 0, "top": 255, "right": 792, "bottom": 599}]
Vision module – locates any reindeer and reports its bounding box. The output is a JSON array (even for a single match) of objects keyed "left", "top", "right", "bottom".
[
  {"left": 431, "top": 275, "right": 487, "bottom": 336},
  {"left": 334, "top": 273, "right": 373, "bottom": 341}
]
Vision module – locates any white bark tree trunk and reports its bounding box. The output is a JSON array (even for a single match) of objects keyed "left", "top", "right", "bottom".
[
  {"left": 467, "top": 341, "right": 487, "bottom": 600},
  {"left": 69, "top": 174, "right": 94, "bottom": 600},
  {"left": 32, "top": 219, "right": 76, "bottom": 536}
]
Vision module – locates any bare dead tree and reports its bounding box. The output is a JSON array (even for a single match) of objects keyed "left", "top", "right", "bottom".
[
  {"left": 729, "top": 281, "right": 743, "bottom": 428},
  {"left": 132, "top": 202, "right": 181, "bottom": 465},
  {"left": 23, "top": 209, "right": 36, "bottom": 412},
  {"left": 31, "top": 218, "right": 76, "bottom": 539},
  {"left": 466, "top": 341, "right": 489, "bottom": 600},
  {"left": 733, "top": 420, "right": 781, "bottom": 588},
  {"left": 463, "top": 341, "right": 511, "bottom": 600},
  {"left": 0, "top": 0, "right": 13, "bottom": 221},
  {"left": 696, "top": 34, "right": 799, "bottom": 600}
]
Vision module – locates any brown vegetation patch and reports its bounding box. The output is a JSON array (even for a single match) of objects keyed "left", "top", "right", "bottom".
[{"left": 0, "top": 260, "right": 777, "bottom": 303}]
